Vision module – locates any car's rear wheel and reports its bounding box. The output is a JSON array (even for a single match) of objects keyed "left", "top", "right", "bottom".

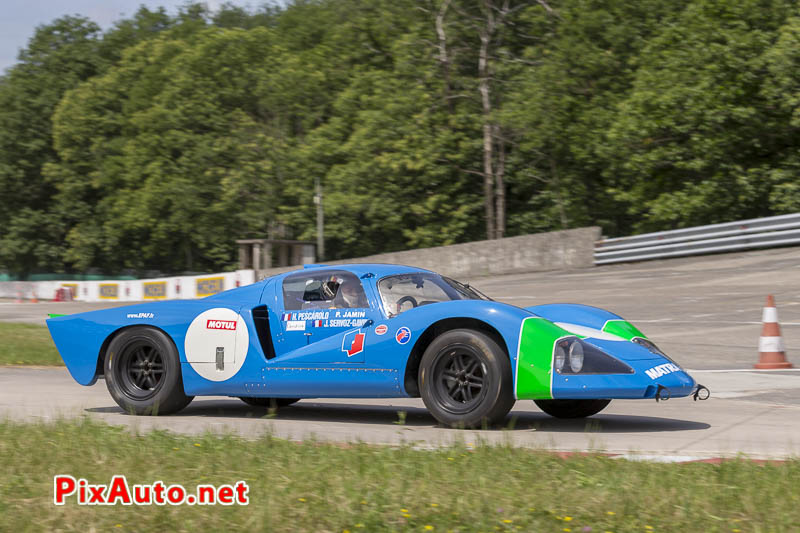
[
  {"left": 419, "top": 329, "right": 515, "bottom": 428},
  {"left": 534, "top": 399, "right": 610, "bottom": 418},
  {"left": 104, "top": 327, "right": 193, "bottom": 415},
  {"left": 238, "top": 397, "right": 300, "bottom": 408}
]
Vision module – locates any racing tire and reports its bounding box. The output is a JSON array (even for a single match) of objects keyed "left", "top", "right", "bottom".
[
  {"left": 419, "top": 329, "right": 515, "bottom": 428},
  {"left": 238, "top": 397, "right": 300, "bottom": 408},
  {"left": 534, "top": 399, "right": 611, "bottom": 418},
  {"left": 104, "top": 327, "right": 193, "bottom": 415}
]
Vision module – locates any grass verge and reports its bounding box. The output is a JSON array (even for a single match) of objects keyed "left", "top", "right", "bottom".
[
  {"left": 1, "top": 418, "right": 797, "bottom": 532},
  {"left": 0, "top": 322, "right": 62, "bottom": 365}
]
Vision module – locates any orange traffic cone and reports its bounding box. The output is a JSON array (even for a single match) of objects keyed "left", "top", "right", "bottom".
[{"left": 755, "top": 295, "right": 793, "bottom": 369}]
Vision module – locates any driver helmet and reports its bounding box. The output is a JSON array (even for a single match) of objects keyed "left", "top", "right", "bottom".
[{"left": 339, "top": 280, "right": 362, "bottom": 307}]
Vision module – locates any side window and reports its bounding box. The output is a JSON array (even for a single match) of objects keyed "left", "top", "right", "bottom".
[
  {"left": 282, "top": 271, "right": 369, "bottom": 311},
  {"left": 378, "top": 274, "right": 460, "bottom": 316}
]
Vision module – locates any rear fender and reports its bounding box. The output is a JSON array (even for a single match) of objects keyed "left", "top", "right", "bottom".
[
  {"left": 46, "top": 300, "right": 234, "bottom": 386},
  {"left": 47, "top": 316, "right": 120, "bottom": 385}
]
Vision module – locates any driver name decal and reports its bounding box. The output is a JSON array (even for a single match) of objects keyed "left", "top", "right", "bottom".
[
  {"left": 328, "top": 318, "right": 368, "bottom": 328},
  {"left": 282, "top": 311, "right": 330, "bottom": 321},
  {"left": 335, "top": 310, "right": 366, "bottom": 318},
  {"left": 342, "top": 329, "right": 366, "bottom": 357},
  {"left": 308, "top": 318, "right": 371, "bottom": 328}
]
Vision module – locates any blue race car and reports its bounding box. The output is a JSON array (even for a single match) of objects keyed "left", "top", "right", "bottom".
[{"left": 47, "top": 264, "right": 708, "bottom": 427}]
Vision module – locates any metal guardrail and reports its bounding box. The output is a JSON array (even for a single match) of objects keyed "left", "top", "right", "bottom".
[{"left": 594, "top": 213, "right": 800, "bottom": 265}]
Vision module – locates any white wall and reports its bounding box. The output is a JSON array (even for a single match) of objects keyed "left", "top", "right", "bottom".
[{"left": 0, "top": 270, "right": 256, "bottom": 302}]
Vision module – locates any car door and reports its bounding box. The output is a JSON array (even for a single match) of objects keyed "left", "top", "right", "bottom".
[{"left": 272, "top": 269, "right": 379, "bottom": 364}]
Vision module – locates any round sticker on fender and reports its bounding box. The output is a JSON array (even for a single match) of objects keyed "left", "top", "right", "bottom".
[
  {"left": 395, "top": 326, "right": 411, "bottom": 345},
  {"left": 184, "top": 308, "right": 249, "bottom": 381}
]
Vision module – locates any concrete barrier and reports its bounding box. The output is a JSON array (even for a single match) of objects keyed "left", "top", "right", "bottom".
[
  {"left": 0, "top": 227, "right": 599, "bottom": 300},
  {"left": 256, "top": 227, "right": 601, "bottom": 280}
]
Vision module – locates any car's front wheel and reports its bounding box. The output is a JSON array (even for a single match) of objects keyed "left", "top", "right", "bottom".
[
  {"left": 104, "top": 327, "right": 193, "bottom": 415},
  {"left": 419, "top": 329, "right": 515, "bottom": 428},
  {"left": 534, "top": 399, "right": 610, "bottom": 418},
  {"left": 239, "top": 397, "right": 300, "bottom": 408}
]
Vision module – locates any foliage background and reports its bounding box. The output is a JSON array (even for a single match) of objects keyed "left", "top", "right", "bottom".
[{"left": 1, "top": 0, "right": 798, "bottom": 277}]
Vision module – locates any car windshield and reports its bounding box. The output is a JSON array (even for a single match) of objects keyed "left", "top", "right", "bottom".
[{"left": 377, "top": 273, "right": 491, "bottom": 317}]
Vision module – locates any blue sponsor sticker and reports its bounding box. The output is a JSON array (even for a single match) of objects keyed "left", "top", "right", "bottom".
[{"left": 395, "top": 326, "right": 411, "bottom": 345}]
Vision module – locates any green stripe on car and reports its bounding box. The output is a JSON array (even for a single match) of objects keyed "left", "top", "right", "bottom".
[
  {"left": 515, "top": 318, "right": 572, "bottom": 400},
  {"left": 602, "top": 319, "right": 645, "bottom": 340}
]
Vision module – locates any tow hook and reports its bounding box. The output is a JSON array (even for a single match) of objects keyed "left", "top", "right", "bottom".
[
  {"left": 655, "top": 384, "right": 671, "bottom": 402},
  {"left": 693, "top": 384, "right": 710, "bottom": 401}
]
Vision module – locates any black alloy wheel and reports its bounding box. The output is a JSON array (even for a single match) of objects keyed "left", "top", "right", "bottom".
[
  {"left": 420, "top": 329, "right": 515, "bottom": 428},
  {"left": 117, "top": 341, "right": 165, "bottom": 400},
  {"left": 105, "top": 327, "right": 193, "bottom": 415},
  {"left": 431, "top": 344, "right": 487, "bottom": 413}
]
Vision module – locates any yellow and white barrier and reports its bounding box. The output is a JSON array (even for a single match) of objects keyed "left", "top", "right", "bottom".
[{"left": 0, "top": 270, "right": 256, "bottom": 302}]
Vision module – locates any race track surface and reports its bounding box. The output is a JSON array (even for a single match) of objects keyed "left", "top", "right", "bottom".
[
  {"left": 2, "top": 246, "right": 799, "bottom": 459},
  {"left": 0, "top": 367, "right": 798, "bottom": 460}
]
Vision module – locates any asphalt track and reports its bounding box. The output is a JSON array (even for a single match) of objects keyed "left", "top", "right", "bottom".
[{"left": 2, "top": 246, "right": 800, "bottom": 459}]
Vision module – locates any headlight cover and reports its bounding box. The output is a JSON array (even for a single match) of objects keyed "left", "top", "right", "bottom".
[
  {"left": 632, "top": 337, "right": 680, "bottom": 366},
  {"left": 553, "top": 337, "right": 633, "bottom": 375},
  {"left": 568, "top": 341, "right": 584, "bottom": 372}
]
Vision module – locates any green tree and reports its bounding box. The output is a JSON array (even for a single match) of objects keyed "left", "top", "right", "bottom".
[
  {"left": 51, "top": 29, "right": 284, "bottom": 272},
  {"left": 0, "top": 16, "right": 104, "bottom": 278},
  {"left": 502, "top": 0, "right": 690, "bottom": 236},
  {"left": 761, "top": 16, "right": 800, "bottom": 212},
  {"left": 604, "top": 0, "right": 798, "bottom": 232},
  {"left": 5, "top": 0, "right": 800, "bottom": 277}
]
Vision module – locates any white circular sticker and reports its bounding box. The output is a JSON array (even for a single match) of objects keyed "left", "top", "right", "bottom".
[{"left": 184, "top": 308, "right": 249, "bottom": 381}]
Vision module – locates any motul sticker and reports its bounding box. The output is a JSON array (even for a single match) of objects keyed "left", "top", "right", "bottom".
[
  {"left": 207, "top": 320, "right": 236, "bottom": 331},
  {"left": 185, "top": 308, "right": 248, "bottom": 382},
  {"left": 375, "top": 324, "right": 388, "bottom": 335}
]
